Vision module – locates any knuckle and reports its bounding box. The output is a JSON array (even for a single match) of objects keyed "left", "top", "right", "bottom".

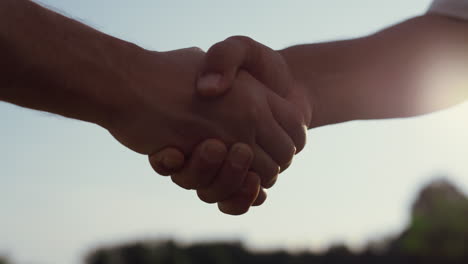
[
  {"left": 227, "top": 35, "right": 254, "bottom": 45},
  {"left": 227, "top": 35, "right": 260, "bottom": 66},
  {"left": 207, "top": 40, "right": 232, "bottom": 58},
  {"left": 187, "top": 46, "right": 204, "bottom": 53},
  {"left": 207, "top": 41, "right": 224, "bottom": 55}
]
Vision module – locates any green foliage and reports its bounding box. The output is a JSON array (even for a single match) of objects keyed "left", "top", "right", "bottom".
[
  {"left": 83, "top": 179, "right": 468, "bottom": 264},
  {"left": 397, "top": 180, "right": 468, "bottom": 258},
  {"left": 0, "top": 256, "right": 9, "bottom": 264},
  {"left": 85, "top": 240, "right": 252, "bottom": 264}
]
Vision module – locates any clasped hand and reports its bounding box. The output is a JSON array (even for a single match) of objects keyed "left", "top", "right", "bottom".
[{"left": 107, "top": 37, "right": 311, "bottom": 215}]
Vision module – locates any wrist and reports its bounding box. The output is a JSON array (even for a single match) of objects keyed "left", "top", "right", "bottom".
[
  {"left": 279, "top": 38, "right": 376, "bottom": 128},
  {"left": 86, "top": 39, "right": 149, "bottom": 129},
  {"left": 278, "top": 46, "right": 344, "bottom": 128},
  {"left": 103, "top": 47, "right": 202, "bottom": 133},
  {"left": 94, "top": 41, "right": 167, "bottom": 131},
  {"left": 274, "top": 50, "right": 313, "bottom": 128}
]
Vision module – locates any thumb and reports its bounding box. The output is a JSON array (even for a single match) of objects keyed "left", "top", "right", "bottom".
[
  {"left": 149, "top": 147, "right": 185, "bottom": 176},
  {"left": 197, "top": 36, "right": 291, "bottom": 98},
  {"left": 197, "top": 36, "right": 251, "bottom": 97}
]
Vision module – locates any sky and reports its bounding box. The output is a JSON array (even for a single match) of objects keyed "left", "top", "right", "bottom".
[{"left": 2, "top": 0, "right": 468, "bottom": 263}]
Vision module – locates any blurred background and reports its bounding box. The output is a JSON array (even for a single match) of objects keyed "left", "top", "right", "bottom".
[{"left": 1, "top": 0, "right": 468, "bottom": 263}]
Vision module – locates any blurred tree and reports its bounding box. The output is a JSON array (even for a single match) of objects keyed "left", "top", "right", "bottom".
[
  {"left": 185, "top": 242, "right": 247, "bottom": 264},
  {"left": 85, "top": 240, "right": 254, "bottom": 264},
  {"left": 392, "top": 179, "right": 468, "bottom": 259},
  {"left": 325, "top": 244, "right": 352, "bottom": 257},
  {"left": 85, "top": 240, "right": 188, "bottom": 264},
  {"left": 0, "top": 256, "right": 9, "bottom": 264},
  {"left": 83, "top": 177, "right": 468, "bottom": 264}
]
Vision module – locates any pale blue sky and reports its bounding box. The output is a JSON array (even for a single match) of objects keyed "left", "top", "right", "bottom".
[{"left": 3, "top": 0, "right": 468, "bottom": 264}]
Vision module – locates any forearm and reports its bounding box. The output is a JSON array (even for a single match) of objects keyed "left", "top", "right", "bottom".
[
  {"left": 0, "top": 0, "right": 143, "bottom": 127},
  {"left": 280, "top": 14, "right": 468, "bottom": 128}
]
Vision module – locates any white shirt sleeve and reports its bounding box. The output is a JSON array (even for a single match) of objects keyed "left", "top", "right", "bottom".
[{"left": 429, "top": 0, "right": 468, "bottom": 20}]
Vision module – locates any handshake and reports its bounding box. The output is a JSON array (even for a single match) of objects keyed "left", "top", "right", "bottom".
[
  {"left": 106, "top": 37, "right": 313, "bottom": 215},
  {"left": 6, "top": 0, "right": 457, "bottom": 216}
]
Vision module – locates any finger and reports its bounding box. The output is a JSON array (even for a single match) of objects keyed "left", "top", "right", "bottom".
[
  {"left": 280, "top": 159, "right": 293, "bottom": 173},
  {"left": 255, "top": 111, "right": 296, "bottom": 172},
  {"left": 197, "top": 143, "right": 253, "bottom": 203},
  {"left": 148, "top": 147, "right": 185, "bottom": 176},
  {"left": 197, "top": 36, "right": 254, "bottom": 97},
  {"left": 197, "top": 36, "right": 290, "bottom": 97},
  {"left": 267, "top": 174, "right": 278, "bottom": 189},
  {"left": 218, "top": 172, "right": 261, "bottom": 215},
  {"left": 268, "top": 92, "right": 308, "bottom": 154},
  {"left": 252, "top": 188, "right": 267, "bottom": 207},
  {"left": 250, "top": 145, "right": 280, "bottom": 189},
  {"left": 170, "top": 139, "right": 227, "bottom": 190}
]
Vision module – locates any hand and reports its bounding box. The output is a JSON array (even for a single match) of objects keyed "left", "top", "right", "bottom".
[
  {"left": 197, "top": 36, "right": 312, "bottom": 129},
  {"left": 150, "top": 139, "right": 268, "bottom": 215},
  {"left": 151, "top": 37, "right": 312, "bottom": 213},
  {"left": 105, "top": 47, "right": 297, "bottom": 214}
]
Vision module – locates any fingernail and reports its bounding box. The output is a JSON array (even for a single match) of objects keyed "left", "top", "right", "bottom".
[
  {"left": 230, "top": 144, "right": 252, "bottom": 169},
  {"left": 197, "top": 73, "right": 222, "bottom": 94},
  {"left": 161, "top": 153, "right": 183, "bottom": 170},
  {"left": 201, "top": 141, "right": 226, "bottom": 163}
]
